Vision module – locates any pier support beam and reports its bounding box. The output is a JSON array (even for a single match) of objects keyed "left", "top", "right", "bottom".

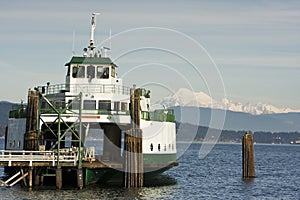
[
  {"left": 28, "top": 168, "right": 33, "bottom": 191},
  {"left": 77, "top": 168, "right": 84, "bottom": 190},
  {"left": 242, "top": 131, "right": 255, "bottom": 178},
  {"left": 56, "top": 167, "right": 62, "bottom": 189}
]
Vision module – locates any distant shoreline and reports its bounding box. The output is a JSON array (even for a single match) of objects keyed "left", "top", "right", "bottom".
[{"left": 0, "top": 138, "right": 296, "bottom": 146}]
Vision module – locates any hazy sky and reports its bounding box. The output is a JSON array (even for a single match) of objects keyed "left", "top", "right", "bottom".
[{"left": 0, "top": 0, "right": 299, "bottom": 109}]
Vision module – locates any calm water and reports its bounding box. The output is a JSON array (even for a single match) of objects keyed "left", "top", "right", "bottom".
[{"left": 0, "top": 139, "right": 299, "bottom": 199}]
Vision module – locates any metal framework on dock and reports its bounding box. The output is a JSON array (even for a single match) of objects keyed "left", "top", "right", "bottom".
[
  {"left": 38, "top": 92, "right": 83, "bottom": 168},
  {"left": 0, "top": 91, "right": 85, "bottom": 189}
]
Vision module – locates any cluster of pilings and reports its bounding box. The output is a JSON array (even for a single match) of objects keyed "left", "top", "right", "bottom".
[{"left": 124, "top": 88, "right": 144, "bottom": 187}]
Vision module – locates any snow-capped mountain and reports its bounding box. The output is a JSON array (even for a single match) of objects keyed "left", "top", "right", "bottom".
[{"left": 158, "top": 88, "right": 300, "bottom": 115}]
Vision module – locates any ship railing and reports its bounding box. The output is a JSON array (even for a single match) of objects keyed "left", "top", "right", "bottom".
[
  {"left": 37, "top": 84, "right": 131, "bottom": 96},
  {"left": 141, "top": 109, "right": 175, "bottom": 122},
  {"left": 0, "top": 150, "right": 79, "bottom": 167}
]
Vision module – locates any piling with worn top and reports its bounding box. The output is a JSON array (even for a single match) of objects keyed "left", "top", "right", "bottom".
[
  {"left": 242, "top": 131, "right": 255, "bottom": 178},
  {"left": 24, "top": 89, "right": 39, "bottom": 150},
  {"left": 124, "top": 88, "right": 144, "bottom": 187}
]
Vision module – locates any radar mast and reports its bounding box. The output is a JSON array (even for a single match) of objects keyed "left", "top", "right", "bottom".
[{"left": 88, "top": 13, "right": 100, "bottom": 56}]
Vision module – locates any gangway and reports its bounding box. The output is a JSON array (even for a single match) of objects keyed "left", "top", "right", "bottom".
[
  {"left": 0, "top": 149, "right": 79, "bottom": 167},
  {"left": 0, "top": 149, "right": 80, "bottom": 188}
]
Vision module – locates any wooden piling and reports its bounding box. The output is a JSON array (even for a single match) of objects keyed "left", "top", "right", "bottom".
[
  {"left": 242, "top": 131, "right": 255, "bottom": 178},
  {"left": 34, "top": 168, "right": 42, "bottom": 186},
  {"left": 56, "top": 167, "right": 62, "bottom": 189},
  {"left": 124, "top": 88, "right": 143, "bottom": 187},
  {"left": 24, "top": 89, "right": 39, "bottom": 150},
  {"left": 77, "top": 168, "right": 84, "bottom": 190},
  {"left": 4, "top": 126, "right": 8, "bottom": 150},
  {"left": 28, "top": 168, "right": 33, "bottom": 190}
]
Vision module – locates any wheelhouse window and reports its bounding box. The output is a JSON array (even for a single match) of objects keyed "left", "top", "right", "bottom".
[
  {"left": 111, "top": 66, "right": 115, "bottom": 78},
  {"left": 98, "top": 100, "right": 111, "bottom": 110},
  {"left": 96, "top": 66, "right": 109, "bottom": 79},
  {"left": 67, "top": 66, "right": 71, "bottom": 77},
  {"left": 84, "top": 100, "right": 96, "bottom": 110},
  {"left": 96, "top": 66, "right": 103, "bottom": 78},
  {"left": 87, "top": 65, "right": 95, "bottom": 79},
  {"left": 72, "top": 66, "right": 85, "bottom": 78}
]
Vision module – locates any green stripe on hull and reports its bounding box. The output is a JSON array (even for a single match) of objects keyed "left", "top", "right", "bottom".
[
  {"left": 143, "top": 153, "right": 177, "bottom": 165},
  {"left": 85, "top": 168, "right": 120, "bottom": 186},
  {"left": 85, "top": 154, "right": 177, "bottom": 185}
]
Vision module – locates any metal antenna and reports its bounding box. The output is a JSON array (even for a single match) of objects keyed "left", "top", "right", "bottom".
[
  {"left": 89, "top": 12, "right": 100, "bottom": 54},
  {"left": 72, "top": 30, "right": 75, "bottom": 56},
  {"left": 109, "top": 28, "right": 112, "bottom": 57}
]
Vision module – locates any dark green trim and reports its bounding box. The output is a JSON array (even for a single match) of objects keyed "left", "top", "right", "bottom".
[
  {"left": 9, "top": 108, "right": 27, "bottom": 118},
  {"left": 65, "top": 56, "right": 117, "bottom": 67},
  {"left": 141, "top": 109, "right": 175, "bottom": 122},
  {"left": 85, "top": 168, "right": 108, "bottom": 185}
]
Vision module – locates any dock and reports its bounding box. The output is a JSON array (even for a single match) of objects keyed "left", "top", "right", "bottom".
[{"left": 0, "top": 88, "right": 177, "bottom": 189}]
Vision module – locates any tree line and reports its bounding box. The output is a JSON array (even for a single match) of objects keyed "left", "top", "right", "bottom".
[{"left": 176, "top": 122, "right": 300, "bottom": 144}]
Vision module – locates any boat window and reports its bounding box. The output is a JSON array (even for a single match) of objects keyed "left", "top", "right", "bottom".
[
  {"left": 72, "top": 66, "right": 85, "bottom": 78},
  {"left": 150, "top": 143, "right": 153, "bottom": 151},
  {"left": 96, "top": 66, "right": 103, "bottom": 78},
  {"left": 103, "top": 67, "right": 109, "bottom": 79},
  {"left": 67, "top": 66, "right": 71, "bottom": 77},
  {"left": 158, "top": 144, "right": 161, "bottom": 151},
  {"left": 72, "top": 67, "right": 78, "bottom": 78},
  {"left": 97, "top": 66, "right": 109, "bottom": 79},
  {"left": 78, "top": 66, "right": 85, "bottom": 78},
  {"left": 98, "top": 100, "right": 111, "bottom": 110},
  {"left": 69, "top": 100, "right": 80, "bottom": 109},
  {"left": 114, "top": 101, "right": 120, "bottom": 111},
  {"left": 84, "top": 100, "right": 96, "bottom": 110},
  {"left": 111, "top": 66, "right": 115, "bottom": 78},
  {"left": 87, "top": 65, "right": 95, "bottom": 79},
  {"left": 121, "top": 102, "right": 128, "bottom": 111}
]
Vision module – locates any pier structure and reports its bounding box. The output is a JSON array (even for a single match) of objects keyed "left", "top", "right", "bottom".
[
  {"left": 1, "top": 90, "right": 86, "bottom": 189},
  {"left": 0, "top": 88, "right": 154, "bottom": 189}
]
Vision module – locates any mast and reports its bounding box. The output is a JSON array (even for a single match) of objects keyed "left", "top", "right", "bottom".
[{"left": 88, "top": 13, "right": 100, "bottom": 56}]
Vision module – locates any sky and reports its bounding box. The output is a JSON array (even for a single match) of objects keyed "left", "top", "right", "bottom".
[{"left": 0, "top": 0, "right": 300, "bottom": 109}]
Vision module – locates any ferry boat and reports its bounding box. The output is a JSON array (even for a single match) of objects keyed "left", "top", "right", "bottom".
[{"left": 3, "top": 13, "right": 177, "bottom": 188}]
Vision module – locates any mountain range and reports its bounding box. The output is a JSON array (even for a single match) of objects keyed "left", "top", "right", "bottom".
[
  {"left": 159, "top": 88, "right": 300, "bottom": 115},
  {"left": 171, "top": 106, "right": 300, "bottom": 132},
  {"left": 154, "top": 88, "right": 300, "bottom": 132}
]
